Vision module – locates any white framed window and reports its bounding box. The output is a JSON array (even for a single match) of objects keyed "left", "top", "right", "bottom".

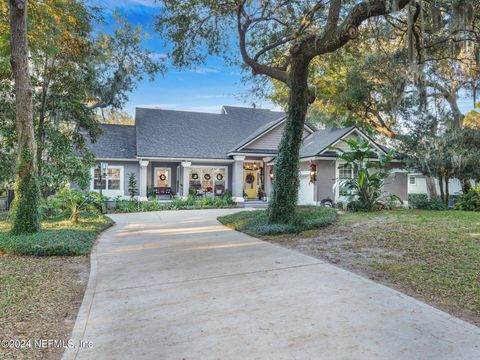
[
  {"left": 409, "top": 176, "right": 416, "bottom": 185},
  {"left": 189, "top": 166, "right": 227, "bottom": 196},
  {"left": 338, "top": 163, "right": 357, "bottom": 197},
  {"left": 154, "top": 167, "right": 171, "bottom": 187},
  {"left": 91, "top": 165, "right": 124, "bottom": 196}
]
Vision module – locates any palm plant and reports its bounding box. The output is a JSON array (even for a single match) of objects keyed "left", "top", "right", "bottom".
[{"left": 333, "top": 138, "right": 395, "bottom": 211}]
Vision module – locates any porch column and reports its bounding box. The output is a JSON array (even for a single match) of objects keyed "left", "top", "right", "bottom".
[
  {"left": 232, "top": 155, "right": 245, "bottom": 203},
  {"left": 139, "top": 159, "right": 149, "bottom": 201},
  {"left": 181, "top": 161, "right": 191, "bottom": 197},
  {"left": 263, "top": 157, "right": 274, "bottom": 201}
]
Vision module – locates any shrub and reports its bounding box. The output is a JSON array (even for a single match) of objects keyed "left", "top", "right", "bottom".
[
  {"left": 218, "top": 206, "right": 337, "bottom": 236},
  {"left": 408, "top": 193, "right": 429, "bottom": 209},
  {"left": 408, "top": 194, "right": 447, "bottom": 210},
  {"left": 455, "top": 185, "right": 480, "bottom": 211},
  {"left": 55, "top": 188, "right": 103, "bottom": 223}
]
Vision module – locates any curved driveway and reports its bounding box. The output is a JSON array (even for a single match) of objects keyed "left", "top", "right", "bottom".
[{"left": 64, "top": 209, "right": 480, "bottom": 360}]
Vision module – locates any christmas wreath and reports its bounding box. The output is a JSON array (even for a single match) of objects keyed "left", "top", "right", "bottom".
[
  {"left": 204, "top": 174, "right": 211, "bottom": 180},
  {"left": 245, "top": 173, "right": 254, "bottom": 184},
  {"left": 159, "top": 174, "right": 167, "bottom": 181},
  {"left": 191, "top": 173, "right": 199, "bottom": 180},
  {"left": 216, "top": 173, "right": 223, "bottom": 181}
]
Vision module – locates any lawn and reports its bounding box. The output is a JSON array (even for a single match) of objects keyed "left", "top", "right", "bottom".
[
  {"left": 259, "top": 210, "right": 480, "bottom": 326},
  {"left": 0, "top": 212, "right": 112, "bottom": 359},
  {"left": 218, "top": 206, "right": 337, "bottom": 235},
  {"left": 0, "top": 213, "right": 113, "bottom": 256}
]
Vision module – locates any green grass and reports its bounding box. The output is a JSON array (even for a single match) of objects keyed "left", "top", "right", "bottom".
[
  {"left": 0, "top": 213, "right": 113, "bottom": 256},
  {"left": 218, "top": 206, "right": 337, "bottom": 236},
  {"left": 339, "top": 210, "right": 480, "bottom": 319}
]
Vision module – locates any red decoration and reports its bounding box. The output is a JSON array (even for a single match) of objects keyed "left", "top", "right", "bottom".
[{"left": 309, "top": 163, "right": 317, "bottom": 183}]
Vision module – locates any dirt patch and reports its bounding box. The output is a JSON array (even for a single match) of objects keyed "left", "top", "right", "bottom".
[
  {"left": 0, "top": 255, "right": 89, "bottom": 360},
  {"left": 263, "top": 214, "right": 480, "bottom": 327}
]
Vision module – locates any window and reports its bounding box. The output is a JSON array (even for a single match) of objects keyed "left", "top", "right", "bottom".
[
  {"left": 409, "top": 176, "right": 416, "bottom": 185},
  {"left": 93, "top": 167, "right": 122, "bottom": 191},
  {"left": 189, "top": 167, "right": 226, "bottom": 195},
  {"left": 154, "top": 168, "right": 171, "bottom": 187},
  {"left": 338, "top": 164, "right": 357, "bottom": 196}
]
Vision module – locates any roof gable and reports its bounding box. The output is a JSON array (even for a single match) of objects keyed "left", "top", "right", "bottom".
[{"left": 299, "top": 126, "right": 387, "bottom": 158}]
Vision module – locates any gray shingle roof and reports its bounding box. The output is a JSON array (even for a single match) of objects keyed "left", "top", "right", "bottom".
[
  {"left": 135, "top": 106, "right": 286, "bottom": 159},
  {"left": 299, "top": 126, "right": 355, "bottom": 158},
  {"left": 86, "top": 124, "right": 137, "bottom": 159}
]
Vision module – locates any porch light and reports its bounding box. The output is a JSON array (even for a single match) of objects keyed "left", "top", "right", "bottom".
[{"left": 269, "top": 168, "right": 273, "bottom": 179}]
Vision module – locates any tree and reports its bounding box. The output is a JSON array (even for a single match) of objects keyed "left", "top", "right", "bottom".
[
  {"left": 333, "top": 138, "right": 394, "bottom": 211},
  {"left": 157, "top": 0, "right": 470, "bottom": 223},
  {"left": 1, "top": 1, "right": 163, "bottom": 195},
  {"left": 8, "top": 0, "right": 41, "bottom": 234},
  {"left": 128, "top": 172, "right": 138, "bottom": 199}
]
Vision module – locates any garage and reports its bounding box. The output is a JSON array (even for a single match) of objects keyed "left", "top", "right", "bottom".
[{"left": 298, "top": 171, "right": 316, "bottom": 205}]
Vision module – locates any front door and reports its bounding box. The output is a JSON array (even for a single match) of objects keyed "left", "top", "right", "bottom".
[{"left": 243, "top": 170, "right": 257, "bottom": 199}]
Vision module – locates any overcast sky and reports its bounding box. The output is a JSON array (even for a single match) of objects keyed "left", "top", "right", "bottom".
[{"left": 89, "top": 0, "right": 476, "bottom": 118}]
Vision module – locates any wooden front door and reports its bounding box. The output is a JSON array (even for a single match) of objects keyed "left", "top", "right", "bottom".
[{"left": 243, "top": 170, "right": 257, "bottom": 199}]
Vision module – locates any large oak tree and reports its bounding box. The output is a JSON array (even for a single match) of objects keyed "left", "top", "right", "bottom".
[{"left": 8, "top": 0, "right": 40, "bottom": 233}]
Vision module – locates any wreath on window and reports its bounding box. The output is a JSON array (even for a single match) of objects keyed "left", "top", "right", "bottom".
[
  {"left": 191, "top": 173, "right": 199, "bottom": 180},
  {"left": 159, "top": 174, "right": 167, "bottom": 181},
  {"left": 245, "top": 173, "right": 255, "bottom": 184},
  {"left": 216, "top": 173, "right": 223, "bottom": 181},
  {"left": 204, "top": 174, "right": 211, "bottom": 180}
]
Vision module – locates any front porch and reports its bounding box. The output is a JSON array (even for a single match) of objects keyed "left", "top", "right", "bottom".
[{"left": 136, "top": 156, "right": 274, "bottom": 203}]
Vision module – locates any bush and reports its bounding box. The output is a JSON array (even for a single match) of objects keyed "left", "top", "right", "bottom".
[
  {"left": 218, "top": 206, "right": 337, "bottom": 236},
  {"left": 0, "top": 214, "right": 112, "bottom": 256},
  {"left": 408, "top": 193, "right": 447, "bottom": 210},
  {"left": 455, "top": 185, "right": 480, "bottom": 211},
  {"left": 110, "top": 193, "right": 236, "bottom": 213},
  {"left": 43, "top": 188, "right": 105, "bottom": 223}
]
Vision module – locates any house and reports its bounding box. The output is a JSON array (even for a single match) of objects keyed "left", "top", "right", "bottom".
[
  {"left": 407, "top": 174, "right": 465, "bottom": 196},
  {"left": 86, "top": 106, "right": 408, "bottom": 205}
]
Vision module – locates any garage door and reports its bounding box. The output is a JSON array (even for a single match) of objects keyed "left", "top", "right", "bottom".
[{"left": 298, "top": 172, "right": 315, "bottom": 205}]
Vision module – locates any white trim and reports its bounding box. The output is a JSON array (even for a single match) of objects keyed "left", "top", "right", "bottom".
[
  {"left": 139, "top": 156, "right": 234, "bottom": 163},
  {"left": 90, "top": 165, "right": 124, "bottom": 198},
  {"left": 153, "top": 167, "right": 172, "bottom": 187},
  {"left": 96, "top": 158, "right": 138, "bottom": 162},
  {"left": 322, "top": 128, "right": 387, "bottom": 156},
  {"left": 233, "top": 155, "right": 246, "bottom": 161}
]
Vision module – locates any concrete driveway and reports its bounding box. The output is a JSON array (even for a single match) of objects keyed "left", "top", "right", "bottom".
[{"left": 64, "top": 209, "right": 480, "bottom": 360}]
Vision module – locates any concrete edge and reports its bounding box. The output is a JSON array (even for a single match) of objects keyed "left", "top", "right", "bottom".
[{"left": 61, "top": 221, "right": 117, "bottom": 360}]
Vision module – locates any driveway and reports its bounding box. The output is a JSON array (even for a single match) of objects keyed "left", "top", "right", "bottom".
[{"left": 64, "top": 209, "right": 480, "bottom": 360}]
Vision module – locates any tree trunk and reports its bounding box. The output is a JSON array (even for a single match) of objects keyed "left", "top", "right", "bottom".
[
  {"left": 438, "top": 176, "right": 445, "bottom": 203},
  {"left": 268, "top": 56, "right": 310, "bottom": 223},
  {"left": 444, "top": 177, "right": 450, "bottom": 207},
  {"left": 425, "top": 176, "right": 437, "bottom": 199},
  {"left": 461, "top": 179, "right": 471, "bottom": 194},
  {"left": 9, "top": 0, "right": 40, "bottom": 234}
]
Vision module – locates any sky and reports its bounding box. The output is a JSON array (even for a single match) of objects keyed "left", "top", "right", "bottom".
[
  {"left": 88, "top": 0, "right": 279, "bottom": 118},
  {"left": 88, "top": 0, "right": 475, "bottom": 118}
]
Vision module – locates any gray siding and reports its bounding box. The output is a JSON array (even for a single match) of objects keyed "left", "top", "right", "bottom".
[
  {"left": 94, "top": 160, "right": 139, "bottom": 197},
  {"left": 245, "top": 122, "right": 310, "bottom": 150},
  {"left": 385, "top": 164, "right": 408, "bottom": 201},
  {"left": 315, "top": 159, "right": 336, "bottom": 202}
]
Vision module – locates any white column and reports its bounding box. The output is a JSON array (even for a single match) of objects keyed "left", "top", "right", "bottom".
[
  {"left": 263, "top": 157, "right": 274, "bottom": 201},
  {"left": 181, "top": 161, "right": 191, "bottom": 197},
  {"left": 139, "top": 160, "right": 149, "bottom": 201},
  {"left": 232, "top": 155, "right": 245, "bottom": 203}
]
